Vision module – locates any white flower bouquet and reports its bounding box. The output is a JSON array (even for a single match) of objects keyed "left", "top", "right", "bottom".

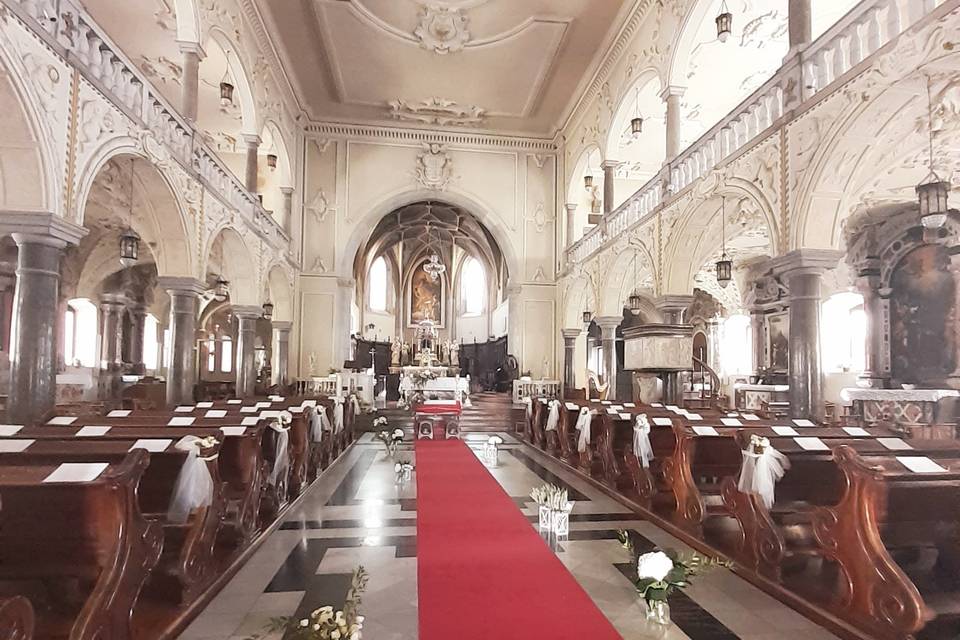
[
  {"left": 530, "top": 483, "right": 574, "bottom": 535},
  {"left": 252, "top": 566, "right": 368, "bottom": 639},
  {"left": 482, "top": 435, "right": 503, "bottom": 466},
  {"left": 394, "top": 459, "right": 415, "bottom": 483}
]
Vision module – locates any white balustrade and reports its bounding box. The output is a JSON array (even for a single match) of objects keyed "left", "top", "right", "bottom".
[{"left": 513, "top": 379, "right": 562, "bottom": 405}]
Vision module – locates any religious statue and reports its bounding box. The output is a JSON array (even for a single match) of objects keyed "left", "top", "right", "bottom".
[
  {"left": 451, "top": 341, "right": 460, "bottom": 367},
  {"left": 541, "top": 357, "right": 550, "bottom": 380},
  {"left": 349, "top": 333, "right": 358, "bottom": 360},
  {"left": 441, "top": 340, "right": 450, "bottom": 365},
  {"left": 308, "top": 351, "right": 318, "bottom": 376},
  {"left": 401, "top": 341, "right": 411, "bottom": 365},
  {"left": 391, "top": 337, "right": 401, "bottom": 366}
]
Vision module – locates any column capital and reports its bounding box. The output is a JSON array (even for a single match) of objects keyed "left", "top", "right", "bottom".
[
  {"left": 241, "top": 133, "right": 262, "bottom": 147},
  {"left": 600, "top": 160, "right": 623, "bottom": 171},
  {"left": 654, "top": 294, "right": 694, "bottom": 311},
  {"left": 0, "top": 211, "right": 88, "bottom": 248},
  {"left": 279, "top": 186, "right": 295, "bottom": 196},
  {"left": 594, "top": 315, "right": 622, "bottom": 331},
  {"left": 506, "top": 284, "right": 522, "bottom": 296},
  {"left": 564, "top": 202, "right": 579, "bottom": 213},
  {"left": 176, "top": 40, "right": 206, "bottom": 58},
  {"left": 99, "top": 293, "right": 128, "bottom": 309},
  {"left": 770, "top": 249, "right": 844, "bottom": 277},
  {"left": 659, "top": 84, "right": 687, "bottom": 100},
  {"left": 337, "top": 277, "right": 356, "bottom": 289},
  {"left": 157, "top": 276, "right": 206, "bottom": 296},
  {"left": 272, "top": 320, "right": 293, "bottom": 332},
  {"left": 561, "top": 328, "right": 583, "bottom": 340},
  {"left": 231, "top": 304, "right": 263, "bottom": 320}
]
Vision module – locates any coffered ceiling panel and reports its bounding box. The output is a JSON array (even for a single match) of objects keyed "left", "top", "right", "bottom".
[{"left": 256, "top": 0, "right": 629, "bottom": 135}]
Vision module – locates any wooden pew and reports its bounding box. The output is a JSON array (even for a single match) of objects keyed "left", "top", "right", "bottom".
[
  {"left": 0, "top": 439, "right": 225, "bottom": 604},
  {"left": 0, "top": 596, "right": 33, "bottom": 640},
  {"left": 0, "top": 451, "right": 162, "bottom": 640}
]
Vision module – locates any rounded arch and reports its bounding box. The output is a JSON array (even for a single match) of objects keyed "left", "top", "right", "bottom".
[
  {"left": 266, "top": 264, "right": 294, "bottom": 322},
  {"left": 339, "top": 188, "right": 521, "bottom": 285},
  {"left": 260, "top": 120, "right": 292, "bottom": 185},
  {"left": 203, "top": 27, "right": 259, "bottom": 136},
  {"left": 258, "top": 120, "right": 293, "bottom": 221},
  {"left": 204, "top": 226, "right": 258, "bottom": 306},
  {"left": 566, "top": 144, "right": 602, "bottom": 203},
  {"left": 604, "top": 68, "right": 664, "bottom": 162},
  {"left": 0, "top": 38, "right": 57, "bottom": 213},
  {"left": 173, "top": 0, "right": 202, "bottom": 44},
  {"left": 599, "top": 244, "right": 658, "bottom": 316},
  {"left": 561, "top": 274, "right": 597, "bottom": 330},
  {"left": 73, "top": 143, "right": 194, "bottom": 279}
]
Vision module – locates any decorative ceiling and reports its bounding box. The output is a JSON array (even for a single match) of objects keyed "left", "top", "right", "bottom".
[{"left": 255, "top": 0, "right": 630, "bottom": 134}]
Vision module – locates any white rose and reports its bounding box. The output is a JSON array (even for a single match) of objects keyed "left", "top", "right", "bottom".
[
  {"left": 636, "top": 551, "right": 674, "bottom": 582},
  {"left": 299, "top": 619, "right": 310, "bottom": 627}
]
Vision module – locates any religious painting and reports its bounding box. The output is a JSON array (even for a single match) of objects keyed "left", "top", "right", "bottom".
[
  {"left": 409, "top": 264, "right": 443, "bottom": 326},
  {"left": 890, "top": 244, "right": 956, "bottom": 383},
  {"left": 766, "top": 311, "right": 789, "bottom": 372}
]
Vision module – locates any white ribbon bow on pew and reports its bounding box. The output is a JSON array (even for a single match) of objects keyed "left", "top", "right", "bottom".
[
  {"left": 333, "top": 398, "right": 345, "bottom": 434},
  {"left": 633, "top": 414, "right": 654, "bottom": 469},
  {"left": 267, "top": 419, "right": 291, "bottom": 486},
  {"left": 350, "top": 394, "right": 361, "bottom": 417},
  {"left": 576, "top": 407, "right": 594, "bottom": 453},
  {"left": 308, "top": 407, "right": 324, "bottom": 443},
  {"left": 737, "top": 435, "right": 790, "bottom": 509},
  {"left": 545, "top": 399, "right": 561, "bottom": 432},
  {"left": 167, "top": 435, "right": 217, "bottom": 524},
  {"left": 523, "top": 397, "right": 533, "bottom": 419}
]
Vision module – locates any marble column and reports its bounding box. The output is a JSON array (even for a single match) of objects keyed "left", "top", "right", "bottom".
[
  {"left": 233, "top": 306, "right": 261, "bottom": 398},
  {"left": 507, "top": 284, "right": 523, "bottom": 363},
  {"left": 855, "top": 267, "right": 887, "bottom": 387},
  {"left": 272, "top": 321, "right": 292, "bottom": 387},
  {"left": 787, "top": 0, "right": 812, "bottom": 53},
  {"left": 280, "top": 186, "right": 294, "bottom": 235},
  {"left": 948, "top": 254, "right": 960, "bottom": 385},
  {"left": 564, "top": 203, "right": 578, "bottom": 248},
  {"left": 99, "top": 295, "right": 125, "bottom": 369},
  {"left": 178, "top": 42, "right": 203, "bottom": 122},
  {"left": 561, "top": 328, "right": 582, "bottom": 394},
  {"left": 129, "top": 305, "right": 147, "bottom": 374},
  {"left": 750, "top": 308, "right": 766, "bottom": 376},
  {"left": 335, "top": 278, "right": 356, "bottom": 368},
  {"left": 242, "top": 134, "right": 261, "bottom": 195},
  {"left": 3, "top": 215, "right": 86, "bottom": 425},
  {"left": 660, "top": 85, "right": 686, "bottom": 161},
  {"left": 159, "top": 277, "right": 204, "bottom": 407},
  {"left": 771, "top": 250, "right": 842, "bottom": 420},
  {"left": 601, "top": 161, "right": 619, "bottom": 214},
  {"left": 595, "top": 316, "right": 621, "bottom": 400}
]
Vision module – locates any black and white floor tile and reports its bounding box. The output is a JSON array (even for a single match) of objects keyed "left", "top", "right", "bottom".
[{"left": 182, "top": 431, "right": 840, "bottom": 640}]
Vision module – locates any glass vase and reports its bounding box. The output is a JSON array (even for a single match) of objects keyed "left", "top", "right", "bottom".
[{"left": 644, "top": 599, "right": 670, "bottom": 626}]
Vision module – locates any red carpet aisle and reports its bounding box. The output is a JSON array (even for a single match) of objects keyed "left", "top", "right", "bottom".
[{"left": 415, "top": 439, "right": 623, "bottom": 639}]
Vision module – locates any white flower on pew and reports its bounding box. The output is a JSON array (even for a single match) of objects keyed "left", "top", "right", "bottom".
[
  {"left": 575, "top": 407, "right": 594, "bottom": 452},
  {"left": 636, "top": 551, "right": 674, "bottom": 582},
  {"left": 279, "top": 410, "right": 293, "bottom": 425},
  {"left": 633, "top": 414, "right": 654, "bottom": 469},
  {"left": 488, "top": 435, "right": 503, "bottom": 445},
  {"left": 167, "top": 435, "right": 216, "bottom": 524},
  {"left": 737, "top": 434, "right": 790, "bottom": 509},
  {"left": 545, "top": 399, "right": 561, "bottom": 432},
  {"left": 392, "top": 428, "right": 405, "bottom": 442},
  {"left": 523, "top": 396, "right": 533, "bottom": 417}
]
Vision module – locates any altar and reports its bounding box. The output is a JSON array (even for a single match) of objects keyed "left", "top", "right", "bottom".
[
  {"left": 398, "top": 375, "right": 469, "bottom": 399},
  {"left": 393, "top": 365, "right": 451, "bottom": 377}
]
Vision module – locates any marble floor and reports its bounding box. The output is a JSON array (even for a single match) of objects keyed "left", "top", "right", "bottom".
[{"left": 183, "top": 432, "right": 841, "bottom": 640}]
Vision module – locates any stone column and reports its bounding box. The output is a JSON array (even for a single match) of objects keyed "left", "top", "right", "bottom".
[
  {"left": 771, "top": 250, "right": 842, "bottom": 420},
  {"left": 595, "top": 316, "right": 621, "bottom": 400},
  {"left": 158, "top": 277, "right": 205, "bottom": 406},
  {"left": 601, "top": 161, "right": 619, "bottom": 214},
  {"left": 178, "top": 42, "right": 204, "bottom": 122},
  {"left": 561, "top": 328, "right": 582, "bottom": 394},
  {"left": 564, "top": 203, "right": 578, "bottom": 248},
  {"left": 129, "top": 305, "right": 147, "bottom": 375},
  {"left": 947, "top": 255, "right": 960, "bottom": 385},
  {"left": 335, "top": 278, "right": 356, "bottom": 368},
  {"left": 233, "top": 305, "right": 261, "bottom": 398},
  {"left": 272, "top": 321, "right": 292, "bottom": 387},
  {"left": 99, "top": 295, "right": 125, "bottom": 369},
  {"left": 280, "top": 186, "right": 294, "bottom": 235},
  {"left": 750, "top": 308, "right": 766, "bottom": 376},
  {"left": 855, "top": 267, "right": 887, "bottom": 387},
  {"left": 660, "top": 85, "right": 687, "bottom": 161},
  {"left": 2, "top": 215, "right": 86, "bottom": 425},
  {"left": 507, "top": 284, "right": 523, "bottom": 364},
  {"left": 787, "top": 0, "right": 812, "bottom": 53},
  {"left": 242, "top": 134, "right": 261, "bottom": 195}
]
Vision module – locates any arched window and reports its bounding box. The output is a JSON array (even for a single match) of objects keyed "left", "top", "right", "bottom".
[
  {"left": 368, "top": 256, "right": 387, "bottom": 312},
  {"left": 63, "top": 298, "right": 98, "bottom": 368},
  {"left": 822, "top": 292, "right": 866, "bottom": 373},
  {"left": 719, "top": 314, "right": 752, "bottom": 376},
  {"left": 220, "top": 338, "right": 233, "bottom": 373},
  {"left": 143, "top": 313, "right": 160, "bottom": 371},
  {"left": 461, "top": 257, "right": 485, "bottom": 315}
]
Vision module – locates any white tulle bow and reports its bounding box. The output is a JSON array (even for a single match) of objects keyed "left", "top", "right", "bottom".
[
  {"left": 737, "top": 436, "right": 790, "bottom": 509},
  {"left": 523, "top": 397, "right": 533, "bottom": 418},
  {"left": 545, "top": 400, "right": 561, "bottom": 432},
  {"left": 168, "top": 435, "right": 216, "bottom": 524},
  {"left": 350, "top": 394, "right": 361, "bottom": 416},
  {"left": 267, "top": 421, "right": 290, "bottom": 486},
  {"left": 633, "top": 414, "right": 654, "bottom": 469},
  {"left": 308, "top": 407, "right": 324, "bottom": 443},
  {"left": 333, "top": 398, "right": 345, "bottom": 434},
  {"left": 575, "top": 407, "right": 593, "bottom": 453}
]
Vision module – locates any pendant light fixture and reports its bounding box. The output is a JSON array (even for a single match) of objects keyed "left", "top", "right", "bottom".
[
  {"left": 715, "top": 196, "right": 733, "bottom": 287},
  {"left": 628, "top": 252, "right": 643, "bottom": 314},
  {"left": 219, "top": 71, "right": 235, "bottom": 107},
  {"left": 119, "top": 158, "right": 140, "bottom": 269},
  {"left": 421, "top": 220, "right": 447, "bottom": 282},
  {"left": 716, "top": 0, "right": 733, "bottom": 43},
  {"left": 262, "top": 300, "right": 274, "bottom": 320},
  {"left": 582, "top": 310, "right": 593, "bottom": 325},
  {"left": 631, "top": 86, "right": 643, "bottom": 136},
  {"left": 917, "top": 76, "right": 950, "bottom": 232},
  {"left": 584, "top": 171, "right": 594, "bottom": 190},
  {"left": 266, "top": 153, "right": 278, "bottom": 171}
]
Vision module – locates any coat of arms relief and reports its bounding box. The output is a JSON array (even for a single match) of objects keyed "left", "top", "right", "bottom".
[{"left": 415, "top": 143, "right": 454, "bottom": 191}]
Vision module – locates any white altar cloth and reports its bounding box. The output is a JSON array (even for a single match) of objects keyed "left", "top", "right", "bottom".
[
  {"left": 839, "top": 388, "right": 959, "bottom": 406},
  {"left": 399, "top": 376, "right": 469, "bottom": 397}
]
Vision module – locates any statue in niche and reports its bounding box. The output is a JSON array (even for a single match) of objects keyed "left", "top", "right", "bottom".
[
  {"left": 451, "top": 341, "right": 460, "bottom": 367},
  {"left": 391, "top": 337, "right": 401, "bottom": 366},
  {"left": 401, "top": 341, "right": 411, "bottom": 366}
]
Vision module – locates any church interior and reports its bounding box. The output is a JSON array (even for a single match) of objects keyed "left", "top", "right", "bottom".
[{"left": 0, "top": 0, "right": 958, "bottom": 639}]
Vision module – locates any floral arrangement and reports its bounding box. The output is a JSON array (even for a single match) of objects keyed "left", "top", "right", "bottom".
[
  {"left": 411, "top": 369, "right": 438, "bottom": 388},
  {"left": 373, "top": 416, "right": 388, "bottom": 429},
  {"left": 530, "top": 483, "right": 574, "bottom": 536},
  {"left": 376, "top": 428, "right": 405, "bottom": 458},
  {"left": 250, "top": 567, "right": 367, "bottom": 639},
  {"left": 394, "top": 459, "right": 415, "bottom": 483},
  {"left": 482, "top": 435, "right": 503, "bottom": 466},
  {"left": 618, "top": 531, "right": 728, "bottom": 624},
  {"left": 529, "top": 483, "right": 569, "bottom": 511}
]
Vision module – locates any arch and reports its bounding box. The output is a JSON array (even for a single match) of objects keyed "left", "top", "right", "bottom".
[
  {"left": 73, "top": 142, "right": 194, "bottom": 278},
  {"left": 561, "top": 275, "right": 597, "bottom": 330},
  {"left": 604, "top": 68, "right": 664, "bottom": 162},
  {"left": 203, "top": 28, "right": 259, "bottom": 136},
  {"left": 599, "top": 244, "right": 658, "bottom": 317},
  {"left": 258, "top": 119, "right": 293, "bottom": 220},
  {"left": 0, "top": 39, "right": 57, "bottom": 213},
  {"left": 204, "top": 227, "right": 259, "bottom": 306},
  {"left": 266, "top": 264, "right": 294, "bottom": 322},
  {"left": 566, "top": 144, "right": 602, "bottom": 204},
  {"left": 339, "top": 188, "right": 521, "bottom": 286},
  {"left": 173, "top": 0, "right": 202, "bottom": 44}
]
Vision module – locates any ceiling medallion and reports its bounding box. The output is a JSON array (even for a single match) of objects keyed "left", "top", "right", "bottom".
[
  {"left": 415, "top": 5, "right": 470, "bottom": 55},
  {"left": 388, "top": 97, "right": 486, "bottom": 127}
]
